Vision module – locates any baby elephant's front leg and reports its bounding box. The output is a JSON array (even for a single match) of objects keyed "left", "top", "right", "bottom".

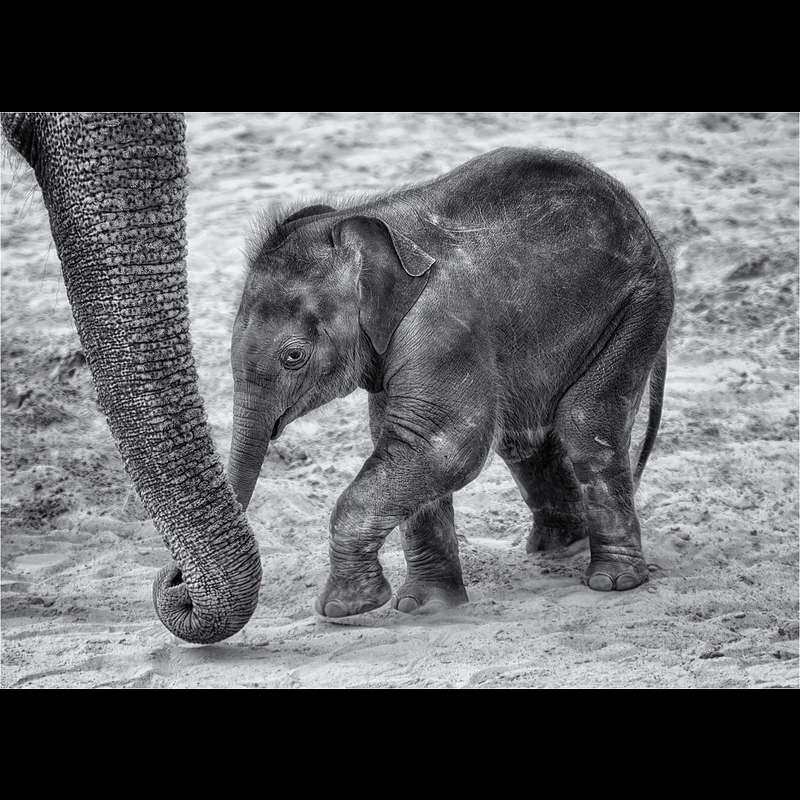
[
  {"left": 314, "top": 455, "right": 396, "bottom": 618},
  {"left": 315, "top": 413, "right": 492, "bottom": 618}
]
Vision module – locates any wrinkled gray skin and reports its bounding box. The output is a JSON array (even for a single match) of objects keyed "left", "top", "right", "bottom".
[
  {"left": 231, "top": 148, "right": 674, "bottom": 618},
  {"left": 2, "top": 112, "right": 262, "bottom": 644}
]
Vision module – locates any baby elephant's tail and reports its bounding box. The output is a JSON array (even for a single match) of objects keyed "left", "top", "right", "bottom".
[{"left": 634, "top": 343, "right": 668, "bottom": 488}]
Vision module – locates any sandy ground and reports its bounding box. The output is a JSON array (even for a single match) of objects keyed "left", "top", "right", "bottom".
[{"left": 1, "top": 112, "right": 797, "bottom": 688}]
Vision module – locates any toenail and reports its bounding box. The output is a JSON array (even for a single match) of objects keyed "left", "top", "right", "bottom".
[
  {"left": 588, "top": 572, "right": 615, "bottom": 591},
  {"left": 615, "top": 573, "right": 639, "bottom": 591},
  {"left": 396, "top": 596, "right": 420, "bottom": 614},
  {"left": 324, "top": 601, "right": 348, "bottom": 618}
]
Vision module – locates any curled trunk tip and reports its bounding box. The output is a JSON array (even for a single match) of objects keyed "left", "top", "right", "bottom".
[{"left": 152, "top": 558, "right": 262, "bottom": 645}]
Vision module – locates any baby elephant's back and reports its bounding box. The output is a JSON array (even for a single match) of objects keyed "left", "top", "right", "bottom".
[
  {"left": 419, "top": 147, "right": 666, "bottom": 317},
  {"left": 402, "top": 148, "right": 670, "bottom": 393}
]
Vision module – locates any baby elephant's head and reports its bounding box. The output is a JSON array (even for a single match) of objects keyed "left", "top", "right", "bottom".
[{"left": 227, "top": 203, "right": 435, "bottom": 510}]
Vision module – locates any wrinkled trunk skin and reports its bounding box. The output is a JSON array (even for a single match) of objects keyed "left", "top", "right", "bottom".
[
  {"left": 228, "top": 388, "right": 274, "bottom": 512},
  {"left": 2, "top": 112, "right": 262, "bottom": 644}
]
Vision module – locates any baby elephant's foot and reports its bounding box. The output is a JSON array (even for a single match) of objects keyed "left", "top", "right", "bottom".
[
  {"left": 585, "top": 554, "right": 649, "bottom": 592},
  {"left": 314, "top": 570, "right": 392, "bottom": 618},
  {"left": 392, "top": 579, "right": 468, "bottom": 614}
]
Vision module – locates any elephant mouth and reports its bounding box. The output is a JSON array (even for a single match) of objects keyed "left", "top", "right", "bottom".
[
  {"left": 270, "top": 405, "right": 298, "bottom": 440},
  {"left": 270, "top": 390, "right": 312, "bottom": 440},
  {"left": 271, "top": 412, "right": 288, "bottom": 441}
]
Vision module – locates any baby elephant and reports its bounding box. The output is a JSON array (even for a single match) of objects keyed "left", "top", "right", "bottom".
[{"left": 229, "top": 148, "right": 673, "bottom": 618}]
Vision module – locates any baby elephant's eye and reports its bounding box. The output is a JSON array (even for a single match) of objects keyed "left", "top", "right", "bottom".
[{"left": 280, "top": 344, "right": 309, "bottom": 370}]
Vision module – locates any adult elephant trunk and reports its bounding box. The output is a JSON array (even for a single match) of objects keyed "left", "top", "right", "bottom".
[
  {"left": 2, "top": 112, "right": 262, "bottom": 644},
  {"left": 227, "top": 387, "right": 276, "bottom": 511}
]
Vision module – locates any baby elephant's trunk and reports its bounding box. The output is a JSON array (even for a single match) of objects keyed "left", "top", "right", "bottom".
[{"left": 228, "top": 389, "right": 274, "bottom": 511}]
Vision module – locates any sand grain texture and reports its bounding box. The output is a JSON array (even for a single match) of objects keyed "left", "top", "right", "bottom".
[{"left": 1, "top": 112, "right": 798, "bottom": 688}]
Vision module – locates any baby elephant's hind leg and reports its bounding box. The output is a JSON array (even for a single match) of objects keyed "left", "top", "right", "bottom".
[
  {"left": 556, "top": 304, "right": 665, "bottom": 591},
  {"left": 506, "top": 431, "right": 588, "bottom": 554},
  {"left": 392, "top": 494, "right": 468, "bottom": 614},
  {"left": 565, "top": 429, "right": 648, "bottom": 591}
]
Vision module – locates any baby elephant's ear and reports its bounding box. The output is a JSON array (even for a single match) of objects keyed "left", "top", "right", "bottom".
[
  {"left": 333, "top": 216, "right": 435, "bottom": 355},
  {"left": 282, "top": 204, "right": 336, "bottom": 225}
]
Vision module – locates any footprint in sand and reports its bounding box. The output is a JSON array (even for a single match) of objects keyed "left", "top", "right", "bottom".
[{"left": 13, "top": 552, "right": 69, "bottom": 575}]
